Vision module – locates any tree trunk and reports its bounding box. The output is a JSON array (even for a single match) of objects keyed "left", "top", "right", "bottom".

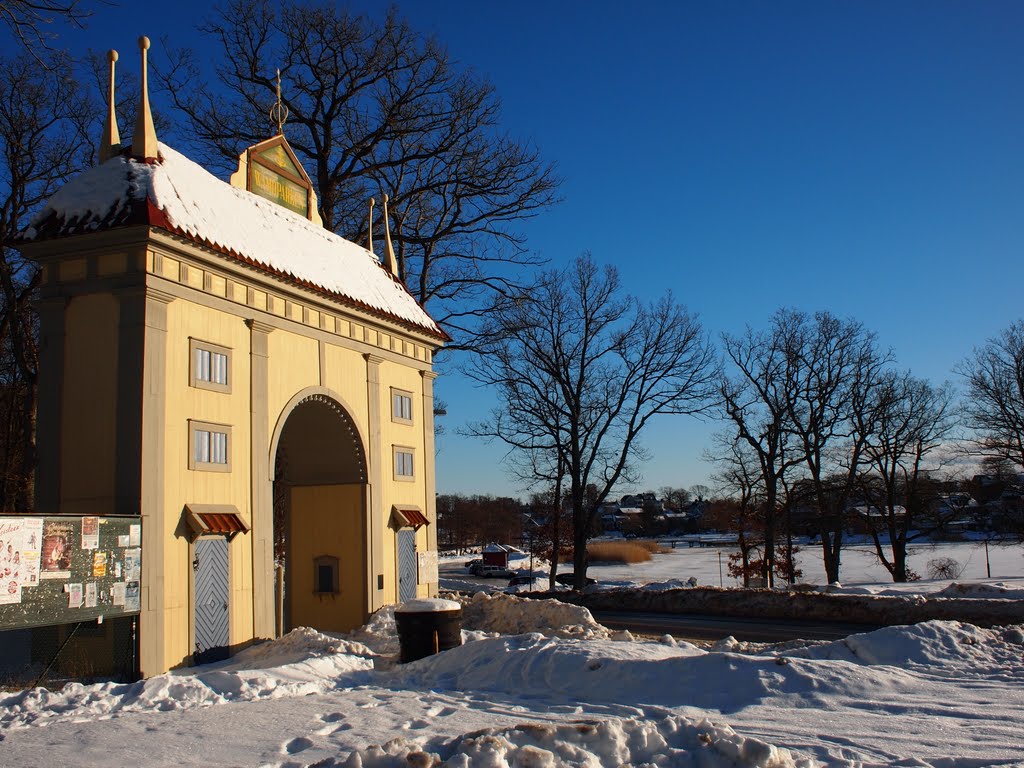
[
  {"left": 821, "top": 526, "right": 843, "bottom": 584},
  {"left": 548, "top": 472, "right": 563, "bottom": 591},
  {"left": 572, "top": 499, "right": 590, "bottom": 590}
]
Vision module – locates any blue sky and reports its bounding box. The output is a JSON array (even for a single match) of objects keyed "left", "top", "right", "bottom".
[{"left": 38, "top": 1, "right": 1024, "bottom": 499}]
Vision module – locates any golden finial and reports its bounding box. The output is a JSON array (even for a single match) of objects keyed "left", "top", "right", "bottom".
[
  {"left": 132, "top": 36, "right": 159, "bottom": 159},
  {"left": 381, "top": 193, "right": 398, "bottom": 277},
  {"left": 368, "top": 197, "right": 375, "bottom": 255},
  {"left": 99, "top": 49, "right": 121, "bottom": 163},
  {"left": 270, "top": 68, "right": 289, "bottom": 136}
]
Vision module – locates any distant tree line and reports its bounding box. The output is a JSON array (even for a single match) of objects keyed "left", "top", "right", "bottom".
[{"left": 435, "top": 494, "right": 526, "bottom": 553}]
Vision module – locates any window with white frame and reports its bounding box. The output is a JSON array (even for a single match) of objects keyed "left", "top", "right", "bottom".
[
  {"left": 190, "top": 338, "right": 231, "bottom": 393},
  {"left": 393, "top": 446, "right": 415, "bottom": 481},
  {"left": 189, "top": 420, "right": 232, "bottom": 472},
  {"left": 391, "top": 388, "right": 413, "bottom": 424}
]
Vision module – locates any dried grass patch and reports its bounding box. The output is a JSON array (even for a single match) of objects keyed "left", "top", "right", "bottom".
[{"left": 587, "top": 541, "right": 653, "bottom": 564}]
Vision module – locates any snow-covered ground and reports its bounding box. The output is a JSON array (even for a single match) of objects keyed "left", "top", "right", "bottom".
[
  {"left": 453, "top": 539, "right": 1024, "bottom": 597},
  {"left": 2, "top": 541, "right": 1022, "bottom": 767}
]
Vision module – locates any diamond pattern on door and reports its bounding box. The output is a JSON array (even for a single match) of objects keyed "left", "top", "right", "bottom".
[
  {"left": 194, "top": 537, "right": 230, "bottom": 664},
  {"left": 397, "top": 529, "right": 417, "bottom": 603}
]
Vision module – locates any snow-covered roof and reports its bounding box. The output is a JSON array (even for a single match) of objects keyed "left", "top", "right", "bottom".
[{"left": 20, "top": 143, "right": 445, "bottom": 340}]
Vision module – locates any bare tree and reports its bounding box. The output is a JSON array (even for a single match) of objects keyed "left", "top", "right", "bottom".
[
  {"left": 957, "top": 321, "right": 1024, "bottom": 471},
  {"left": 785, "top": 311, "right": 889, "bottom": 583},
  {"left": 157, "top": 0, "right": 560, "bottom": 348},
  {"left": 708, "top": 432, "right": 765, "bottom": 586},
  {"left": 719, "top": 309, "right": 806, "bottom": 587},
  {"left": 0, "top": 52, "right": 93, "bottom": 509},
  {"left": 0, "top": 1, "right": 92, "bottom": 51},
  {"left": 857, "top": 371, "right": 956, "bottom": 582},
  {"left": 465, "top": 254, "right": 718, "bottom": 588},
  {"left": 658, "top": 486, "right": 691, "bottom": 511}
]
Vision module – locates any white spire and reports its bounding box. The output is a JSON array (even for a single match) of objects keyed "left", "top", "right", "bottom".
[
  {"left": 367, "top": 197, "right": 375, "bottom": 255},
  {"left": 99, "top": 49, "right": 121, "bottom": 163},
  {"left": 381, "top": 194, "right": 398, "bottom": 278},
  {"left": 131, "top": 36, "right": 159, "bottom": 160}
]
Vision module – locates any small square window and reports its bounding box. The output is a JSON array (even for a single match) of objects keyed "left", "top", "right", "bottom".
[
  {"left": 393, "top": 446, "right": 415, "bottom": 481},
  {"left": 188, "top": 420, "right": 232, "bottom": 472},
  {"left": 391, "top": 388, "right": 413, "bottom": 424},
  {"left": 314, "top": 555, "right": 339, "bottom": 594},
  {"left": 190, "top": 338, "right": 231, "bottom": 393}
]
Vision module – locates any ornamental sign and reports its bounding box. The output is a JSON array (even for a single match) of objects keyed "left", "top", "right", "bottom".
[{"left": 246, "top": 137, "right": 312, "bottom": 219}]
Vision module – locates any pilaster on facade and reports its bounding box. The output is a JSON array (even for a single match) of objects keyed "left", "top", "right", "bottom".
[
  {"left": 123, "top": 286, "right": 174, "bottom": 677},
  {"left": 364, "top": 353, "right": 386, "bottom": 612},
  {"left": 247, "top": 318, "right": 275, "bottom": 639},
  {"left": 420, "top": 370, "right": 439, "bottom": 591}
]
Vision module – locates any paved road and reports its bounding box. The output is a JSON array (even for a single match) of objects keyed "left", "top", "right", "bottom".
[{"left": 592, "top": 610, "right": 882, "bottom": 643}]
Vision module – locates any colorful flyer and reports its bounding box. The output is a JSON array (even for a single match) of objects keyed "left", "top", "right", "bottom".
[
  {"left": 92, "top": 551, "right": 108, "bottom": 578},
  {"left": 20, "top": 517, "right": 42, "bottom": 586},
  {"left": 81, "top": 516, "right": 99, "bottom": 550},
  {"left": 0, "top": 516, "right": 41, "bottom": 591},
  {"left": 68, "top": 582, "right": 83, "bottom": 608},
  {"left": 40, "top": 521, "right": 73, "bottom": 579}
]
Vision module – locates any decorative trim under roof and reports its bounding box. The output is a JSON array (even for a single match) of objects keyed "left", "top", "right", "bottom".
[
  {"left": 183, "top": 504, "right": 250, "bottom": 541},
  {"left": 390, "top": 505, "right": 429, "bottom": 530}
]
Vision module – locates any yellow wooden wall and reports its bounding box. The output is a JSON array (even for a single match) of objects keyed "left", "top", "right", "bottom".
[
  {"left": 60, "top": 294, "right": 119, "bottom": 513},
  {"left": 148, "top": 300, "right": 435, "bottom": 671},
  {"left": 158, "top": 299, "right": 255, "bottom": 669},
  {"left": 288, "top": 484, "right": 366, "bottom": 632},
  {"left": 378, "top": 360, "right": 431, "bottom": 598}
]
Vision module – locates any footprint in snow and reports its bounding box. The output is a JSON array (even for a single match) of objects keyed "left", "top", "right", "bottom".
[
  {"left": 319, "top": 712, "right": 346, "bottom": 723},
  {"left": 401, "top": 719, "right": 431, "bottom": 730},
  {"left": 425, "top": 705, "right": 458, "bottom": 717},
  {"left": 283, "top": 737, "right": 314, "bottom": 754}
]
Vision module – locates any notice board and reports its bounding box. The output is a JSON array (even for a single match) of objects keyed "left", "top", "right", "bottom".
[{"left": 0, "top": 515, "right": 142, "bottom": 631}]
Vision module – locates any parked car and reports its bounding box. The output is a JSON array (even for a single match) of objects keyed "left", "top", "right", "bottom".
[
  {"left": 464, "top": 558, "right": 482, "bottom": 571},
  {"left": 554, "top": 572, "right": 597, "bottom": 587},
  {"left": 470, "top": 563, "right": 512, "bottom": 578},
  {"left": 507, "top": 572, "right": 545, "bottom": 587}
]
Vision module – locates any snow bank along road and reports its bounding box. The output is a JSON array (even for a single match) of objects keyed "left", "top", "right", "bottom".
[
  {"left": 1, "top": 592, "right": 1023, "bottom": 767},
  {"left": 590, "top": 610, "right": 885, "bottom": 641},
  {"left": 561, "top": 582, "right": 1024, "bottom": 632}
]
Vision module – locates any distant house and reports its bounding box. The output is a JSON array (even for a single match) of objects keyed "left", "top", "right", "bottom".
[
  {"left": 848, "top": 505, "right": 907, "bottom": 533},
  {"left": 482, "top": 543, "right": 511, "bottom": 568}
]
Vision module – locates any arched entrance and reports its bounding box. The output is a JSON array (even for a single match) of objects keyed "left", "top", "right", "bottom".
[{"left": 271, "top": 391, "right": 368, "bottom": 634}]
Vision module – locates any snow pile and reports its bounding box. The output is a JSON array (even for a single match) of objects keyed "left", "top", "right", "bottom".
[
  {"left": 459, "top": 592, "right": 611, "bottom": 639},
  {"left": 0, "top": 628, "right": 374, "bottom": 729},
  {"left": 934, "top": 581, "right": 1024, "bottom": 600},
  {"left": 23, "top": 146, "right": 441, "bottom": 335},
  {"left": 337, "top": 715, "right": 808, "bottom": 767},
  {"left": 783, "top": 620, "right": 1024, "bottom": 670},
  {"left": 346, "top": 606, "right": 401, "bottom": 657},
  {"left": 389, "top": 633, "right": 828, "bottom": 713}
]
